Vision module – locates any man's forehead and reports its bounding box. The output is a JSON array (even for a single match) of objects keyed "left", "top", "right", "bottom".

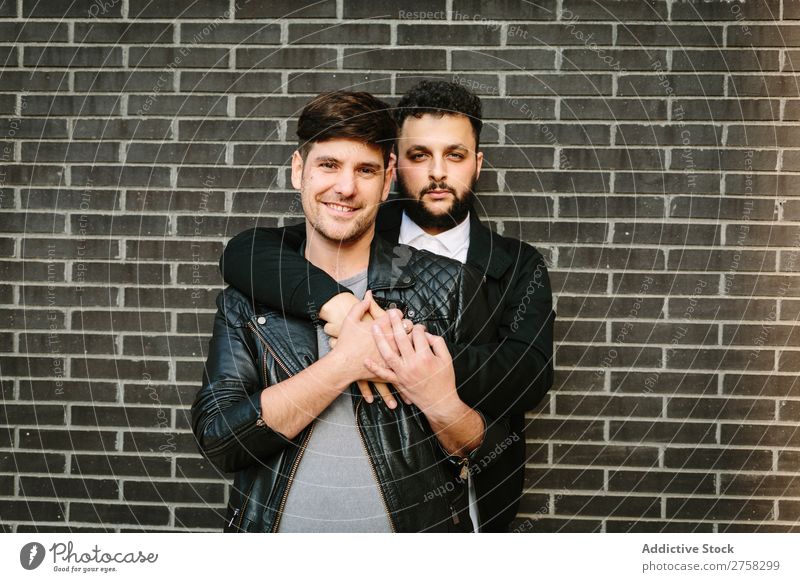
[
  {"left": 398, "top": 113, "right": 476, "bottom": 145},
  {"left": 306, "top": 138, "right": 385, "bottom": 163}
]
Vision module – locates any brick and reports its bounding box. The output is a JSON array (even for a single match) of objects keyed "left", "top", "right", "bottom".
[
  {"left": 725, "top": 324, "right": 800, "bottom": 348},
  {"left": 789, "top": 0, "right": 800, "bottom": 19},
  {"left": 124, "top": 383, "right": 197, "bottom": 406},
  {"left": 556, "top": 394, "right": 662, "bottom": 417},
  {"left": 126, "top": 142, "right": 225, "bottom": 165},
  {"left": 666, "top": 447, "right": 772, "bottom": 471},
  {"left": 123, "top": 335, "right": 207, "bottom": 358},
  {"left": 72, "top": 454, "right": 171, "bottom": 477},
  {"left": 18, "top": 429, "right": 117, "bottom": 451},
  {"left": 181, "top": 22, "right": 280, "bottom": 44},
  {"left": 21, "top": 238, "right": 120, "bottom": 260},
  {"left": 289, "top": 23, "right": 389, "bottom": 45},
  {"left": 667, "top": 498, "right": 773, "bottom": 521},
  {"left": 507, "top": 124, "right": 609, "bottom": 146},
  {"left": 562, "top": 98, "right": 666, "bottom": 120},
  {"left": 504, "top": 221, "right": 606, "bottom": 244},
  {"left": 455, "top": 0, "right": 557, "bottom": 20},
  {"left": 508, "top": 23, "right": 612, "bottom": 46},
  {"left": 0, "top": 71, "right": 69, "bottom": 92},
  {"left": 676, "top": 99, "right": 780, "bottom": 121},
  {"left": 720, "top": 523, "right": 800, "bottom": 533},
  {"left": 524, "top": 467, "right": 604, "bottom": 490},
  {"left": 177, "top": 165, "right": 278, "bottom": 189},
  {"left": 609, "top": 470, "right": 715, "bottom": 495},
  {"left": 176, "top": 312, "right": 215, "bottom": 335},
  {"left": 613, "top": 223, "right": 722, "bottom": 246},
  {"left": 674, "top": 149, "right": 776, "bottom": 171},
  {"left": 618, "top": 74, "right": 725, "bottom": 96},
  {"left": 0, "top": 451, "right": 65, "bottom": 473},
  {"left": 729, "top": 25, "right": 800, "bottom": 46},
  {"left": 725, "top": 173, "right": 800, "bottom": 196},
  {"left": 723, "top": 423, "right": 800, "bottom": 447},
  {"left": 126, "top": 240, "right": 222, "bottom": 262},
  {"left": 287, "top": 72, "right": 391, "bottom": 94},
  {"left": 472, "top": 194, "right": 554, "bottom": 218},
  {"left": 612, "top": 321, "right": 716, "bottom": 345},
  {"left": 230, "top": 190, "right": 297, "bottom": 214},
  {"left": 726, "top": 225, "right": 800, "bottom": 248},
  {"left": 610, "top": 420, "right": 716, "bottom": 444},
  {"left": 74, "top": 71, "right": 175, "bottom": 93},
  {"left": 24, "top": 46, "right": 121, "bottom": 68},
  {"left": 175, "top": 215, "right": 279, "bottom": 237},
  {"left": 780, "top": 247, "right": 800, "bottom": 270},
  {"left": 0, "top": 355, "right": 63, "bottom": 378},
  {"left": 481, "top": 96, "right": 556, "bottom": 119},
  {"left": 556, "top": 345, "right": 662, "bottom": 368},
  {"left": 122, "top": 431, "right": 198, "bottom": 454},
  {"left": 180, "top": 72, "right": 282, "bottom": 93},
  {"left": 124, "top": 287, "right": 219, "bottom": 310},
  {"left": 730, "top": 75, "right": 800, "bottom": 97},
  {"left": 178, "top": 120, "right": 279, "bottom": 142},
  {"left": 176, "top": 360, "right": 206, "bottom": 382},
  {"left": 21, "top": 141, "right": 119, "bottom": 163},
  {"left": 670, "top": 249, "right": 776, "bottom": 274},
  {"left": 129, "top": 0, "right": 228, "bottom": 18},
  {"left": 724, "top": 374, "right": 796, "bottom": 397},
  {"left": 563, "top": 49, "right": 667, "bottom": 72},
  {"left": 130, "top": 47, "right": 229, "bottom": 69},
  {"left": 237, "top": 0, "right": 336, "bottom": 18},
  {"left": 615, "top": 171, "right": 720, "bottom": 195},
  {"left": 19, "top": 380, "right": 117, "bottom": 403},
  {"left": 526, "top": 418, "right": 604, "bottom": 441},
  {"left": 127, "top": 190, "right": 225, "bottom": 213},
  {"left": 554, "top": 320, "right": 606, "bottom": 343},
  {"left": 481, "top": 146, "right": 554, "bottom": 168},
  {"left": 73, "top": 119, "right": 172, "bottom": 141},
  {"left": 453, "top": 49, "right": 555, "bottom": 71},
  {"left": 74, "top": 22, "right": 173, "bottom": 44},
  {"left": 23, "top": 0, "right": 122, "bottom": 17},
  {"left": 727, "top": 125, "right": 800, "bottom": 147},
  {"left": 617, "top": 24, "right": 722, "bottom": 46},
  {"left": 1, "top": 500, "right": 65, "bottom": 522},
  {"left": 560, "top": 246, "right": 663, "bottom": 270},
  {"left": 344, "top": 48, "right": 446, "bottom": 70},
  {"left": 669, "top": 348, "right": 774, "bottom": 371},
  {"left": 175, "top": 506, "right": 226, "bottom": 530},
  {"left": 236, "top": 96, "right": 320, "bottom": 118},
  {"left": 674, "top": 49, "right": 779, "bottom": 72},
  {"left": 549, "top": 271, "right": 609, "bottom": 294},
  {"left": 780, "top": 502, "right": 800, "bottom": 521},
  {"left": 0, "top": 118, "right": 67, "bottom": 139},
  {"left": 0, "top": 308, "right": 65, "bottom": 330},
  {"left": 20, "top": 476, "right": 118, "bottom": 499},
  {"left": 782, "top": 300, "right": 800, "bottom": 320},
  {"left": 562, "top": 0, "right": 667, "bottom": 20},
  {"left": 73, "top": 310, "right": 170, "bottom": 333},
  {"left": 725, "top": 274, "right": 800, "bottom": 296},
  {"left": 722, "top": 474, "right": 800, "bottom": 497},
  {"left": 672, "top": 0, "right": 780, "bottom": 20},
  {"left": 71, "top": 358, "right": 169, "bottom": 381},
  {"left": 130, "top": 94, "right": 230, "bottom": 117},
  {"left": 20, "top": 333, "right": 115, "bottom": 355},
  {"left": 72, "top": 405, "right": 168, "bottom": 428},
  {"left": 671, "top": 198, "right": 776, "bottom": 222},
  {"left": 73, "top": 262, "right": 171, "bottom": 285},
  {"left": 557, "top": 296, "right": 664, "bottom": 319},
  {"left": 2, "top": 403, "right": 65, "bottom": 425},
  {"left": 22, "top": 95, "right": 121, "bottom": 117},
  {"left": 615, "top": 124, "right": 722, "bottom": 146},
  {"left": 398, "top": 24, "right": 499, "bottom": 45},
  {"left": 124, "top": 481, "right": 224, "bottom": 504},
  {"left": 785, "top": 101, "right": 800, "bottom": 121},
  {"left": 511, "top": 517, "right": 601, "bottom": 533},
  {"left": 553, "top": 444, "right": 659, "bottom": 468},
  {"left": 557, "top": 494, "right": 660, "bottom": 518},
  {"left": 72, "top": 165, "right": 171, "bottom": 188},
  {"left": 506, "top": 74, "right": 611, "bottom": 96},
  {"left": 786, "top": 150, "right": 800, "bottom": 171},
  {"left": 68, "top": 214, "right": 168, "bottom": 237},
  {"left": 0, "top": 22, "right": 69, "bottom": 42},
  {"left": 561, "top": 148, "right": 665, "bottom": 171},
  {"left": 0, "top": 260, "right": 65, "bottom": 281},
  {"left": 668, "top": 396, "right": 774, "bottom": 421},
  {"left": 606, "top": 520, "right": 713, "bottom": 533},
  {"left": 70, "top": 502, "right": 169, "bottom": 526},
  {"left": 236, "top": 47, "right": 336, "bottom": 70}
]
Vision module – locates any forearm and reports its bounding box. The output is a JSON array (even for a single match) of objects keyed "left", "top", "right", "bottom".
[
  {"left": 425, "top": 400, "right": 485, "bottom": 457},
  {"left": 260, "top": 353, "right": 354, "bottom": 439}
]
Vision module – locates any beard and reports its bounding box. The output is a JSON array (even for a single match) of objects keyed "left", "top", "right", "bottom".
[{"left": 396, "top": 174, "right": 477, "bottom": 231}]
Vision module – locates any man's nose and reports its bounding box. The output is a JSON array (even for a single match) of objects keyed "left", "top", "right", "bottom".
[
  {"left": 428, "top": 156, "right": 446, "bottom": 181},
  {"left": 334, "top": 170, "right": 357, "bottom": 197}
]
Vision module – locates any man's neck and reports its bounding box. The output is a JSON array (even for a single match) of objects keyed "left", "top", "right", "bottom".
[{"left": 304, "top": 224, "right": 373, "bottom": 281}]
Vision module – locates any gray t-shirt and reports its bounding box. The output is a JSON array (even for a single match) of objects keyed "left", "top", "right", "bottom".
[{"left": 277, "top": 269, "right": 393, "bottom": 532}]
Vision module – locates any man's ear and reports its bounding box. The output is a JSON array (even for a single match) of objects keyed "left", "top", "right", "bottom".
[
  {"left": 475, "top": 150, "right": 484, "bottom": 181},
  {"left": 291, "top": 150, "right": 304, "bottom": 190},
  {"left": 381, "top": 152, "right": 396, "bottom": 202}
]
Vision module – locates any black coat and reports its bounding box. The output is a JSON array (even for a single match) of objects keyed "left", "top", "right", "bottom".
[{"left": 220, "top": 201, "right": 555, "bottom": 531}]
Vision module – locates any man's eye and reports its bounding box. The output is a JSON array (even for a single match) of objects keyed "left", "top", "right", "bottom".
[
  {"left": 359, "top": 168, "right": 377, "bottom": 176},
  {"left": 410, "top": 153, "right": 427, "bottom": 161},
  {"left": 448, "top": 153, "right": 465, "bottom": 160},
  {"left": 321, "top": 162, "right": 337, "bottom": 169}
]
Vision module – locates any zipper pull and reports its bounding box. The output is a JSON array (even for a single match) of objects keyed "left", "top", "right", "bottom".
[
  {"left": 458, "top": 457, "right": 469, "bottom": 481},
  {"left": 228, "top": 508, "right": 240, "bottom": 529},
  {"left": 450, "top": 505, "right": 460, "bottom": 525}
]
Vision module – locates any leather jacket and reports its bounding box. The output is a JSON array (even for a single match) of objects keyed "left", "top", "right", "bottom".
[{"left": 192, "top": 235, "right": 505, "bottom": 532}]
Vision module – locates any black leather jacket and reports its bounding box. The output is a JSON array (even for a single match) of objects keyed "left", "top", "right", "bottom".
[{"left": 192, "top": 235, "right": 506, "bottom": 532}]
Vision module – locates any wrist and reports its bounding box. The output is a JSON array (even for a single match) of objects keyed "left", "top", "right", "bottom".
[{"left": 319, "top": 292, "right": 358, "bottom": 324}]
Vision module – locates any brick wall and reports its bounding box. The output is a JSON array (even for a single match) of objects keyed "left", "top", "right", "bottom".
[{"left": 1, "top": 0, "right": 798, "bottom": 532}]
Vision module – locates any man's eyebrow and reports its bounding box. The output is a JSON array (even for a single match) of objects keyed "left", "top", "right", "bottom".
[
  {"left": 312, "top": 155, "right": 341, "bottom": 164},
  {"left": 405, "top": 143, "right": 468, "bottom": 151}
]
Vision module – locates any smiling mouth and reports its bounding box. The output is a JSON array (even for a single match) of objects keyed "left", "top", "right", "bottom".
[{"left": 324, "top": 202, "right": 357, "bottom": 213}]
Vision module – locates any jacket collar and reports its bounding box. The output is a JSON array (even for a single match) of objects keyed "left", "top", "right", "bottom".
[{"left": 376, "top": 198, "right": 513, "bottom": 281}]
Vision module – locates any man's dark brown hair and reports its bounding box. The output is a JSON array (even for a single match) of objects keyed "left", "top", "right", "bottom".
[{"left": 296, "top": 91, "right": 396, "bottom": 166}]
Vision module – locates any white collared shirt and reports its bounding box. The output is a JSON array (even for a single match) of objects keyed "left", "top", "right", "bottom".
[
  {"left": 398, "top": 210, "right": 471, "bottom": 264},
  {"left": 398, "top": 209, "right": 480, "bottom": 533}
]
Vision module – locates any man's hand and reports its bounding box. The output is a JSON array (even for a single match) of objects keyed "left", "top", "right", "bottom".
[{"left": 321, "top": 291, "right": 406, "bottom": 409}]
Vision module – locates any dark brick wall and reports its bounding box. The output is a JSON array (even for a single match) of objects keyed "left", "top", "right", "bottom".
[{"left": 1, "top": 0, "right": 798, "bottom": 532}]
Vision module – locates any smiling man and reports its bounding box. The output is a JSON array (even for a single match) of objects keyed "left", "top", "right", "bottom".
[
  {"left": 219, "top": 81, "right": 555, "bottom": 532},
  {"left": 192, "top": 91, "right": 509, "bottom": 532}
]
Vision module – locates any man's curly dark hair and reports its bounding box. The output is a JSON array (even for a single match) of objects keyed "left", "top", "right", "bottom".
[{"left": 395, "top": 80, "right": 483, "bottom": 147}]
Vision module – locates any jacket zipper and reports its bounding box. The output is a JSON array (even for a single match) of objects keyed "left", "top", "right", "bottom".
[
  {"left": 271, "top": 421, "right": 316, "bottom": 532},
  {"left": 247, "top": 321, "right": 292, "bottom": 378},
  {"left": 228, "top": 482, "right": 255, "bottom": 531},
  {"left": 354, "top": 398, "right": 397, "bottom": 532}
]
